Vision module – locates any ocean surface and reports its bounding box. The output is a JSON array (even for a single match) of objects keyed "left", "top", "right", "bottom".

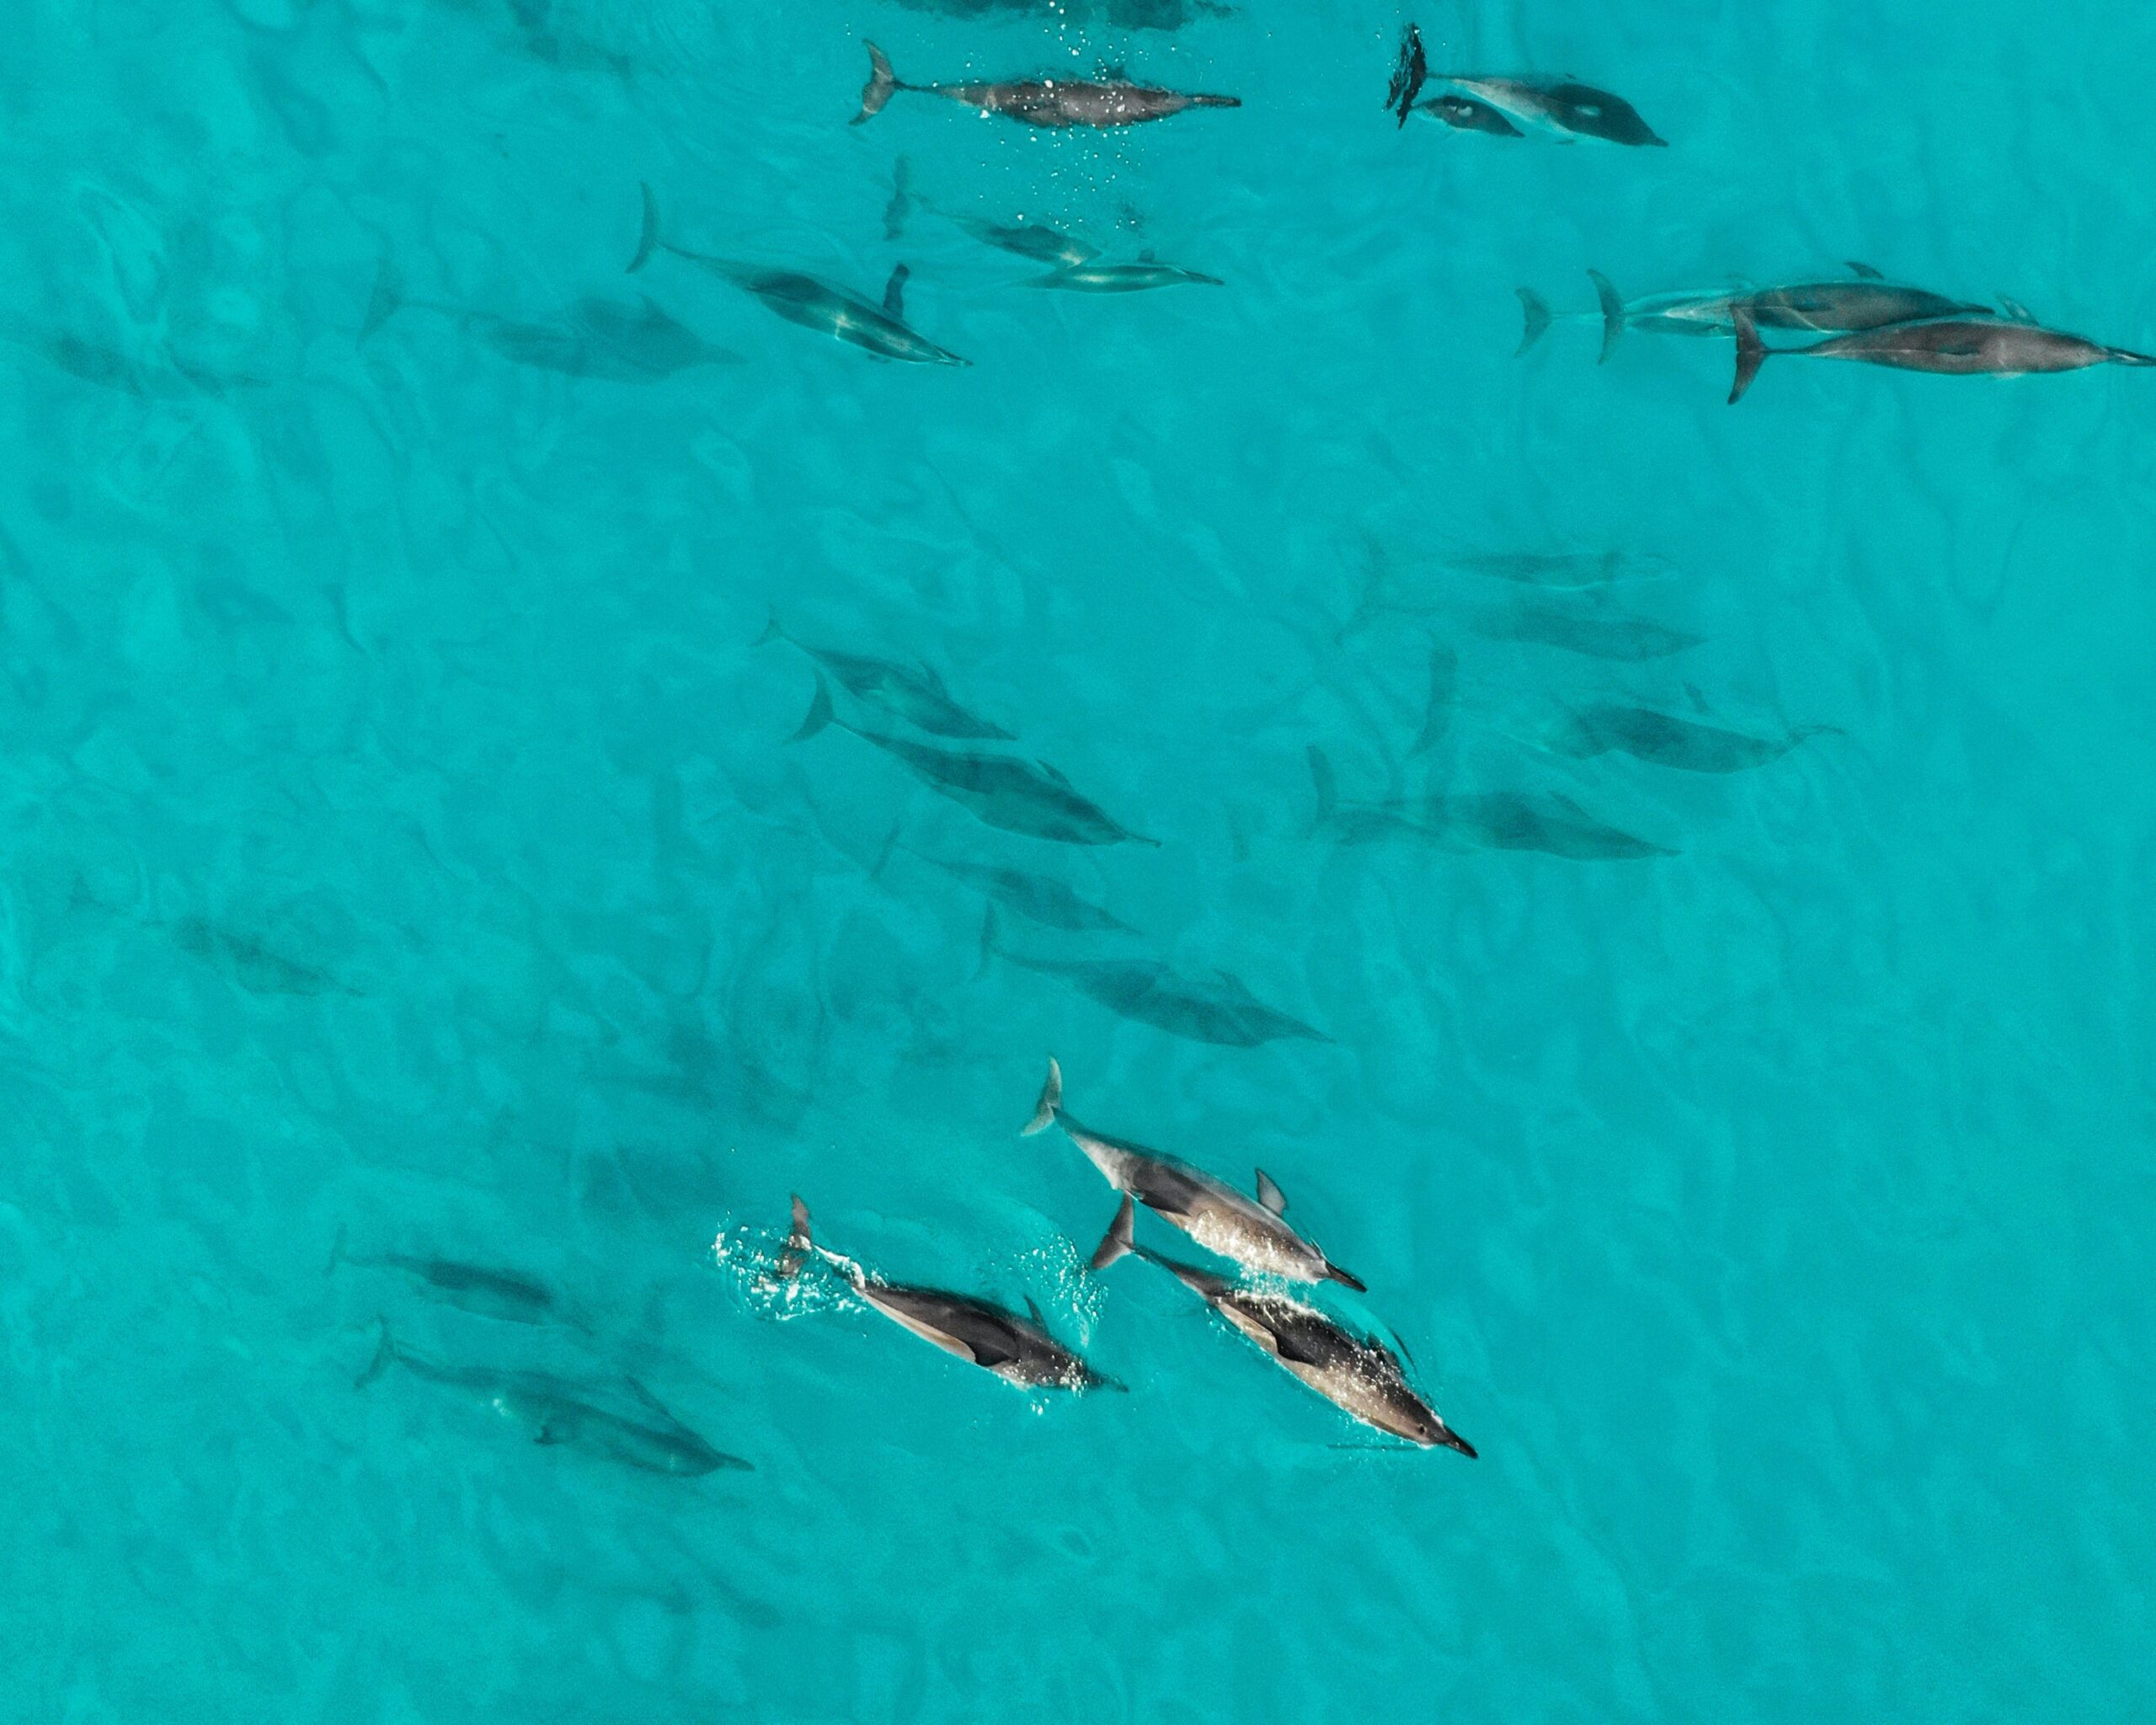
[{"left": 3, "top": 0, "right": 2153, "bottom": 1719}]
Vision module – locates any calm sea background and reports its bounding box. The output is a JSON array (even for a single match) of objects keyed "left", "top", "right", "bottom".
[{"left": 3, "top": 0, "right": 2153, "bottom": 1719}]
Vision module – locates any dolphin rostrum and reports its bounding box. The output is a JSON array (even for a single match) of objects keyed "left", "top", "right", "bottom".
[
  {"left": 792, "top": 671, "right": 1155, "bottom": 846},
  {"left": 1024, "top": 1058, "right": 1364, "bottom": 1289},
  {"left": 1731, "top": 305, "right": 2156, "bottom": 403},
  {"left": 630, "top": 184, "right": 967, "bottom": 366},
  {"left": 778, "top": 1197, "right": 1118, "bottom": 1392},
  {"left": 855, "top": 42, "right": 1239, "bottom": 130},
  {"left": 1091, "top": 1198, "right": 1474, "bottom": 1455}
]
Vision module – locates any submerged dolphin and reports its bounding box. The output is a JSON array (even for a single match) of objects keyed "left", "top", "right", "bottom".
[
  {"left": 328, "top": 1227, "right": 563, "bottom": 1327},
  {"left": 356, "top": 1323, "right": 751, "bottom": 1475},
  {"left": 855, "top": 42, "right": 1239, "bottom": 130},
  {"left": 1549, "top": 702, "right": 1839, "bottom": 772},
  {"left": 936, "top": 211, "right": 1099, "bottom": 269},
  {"left": 1731, "top": 305, "right": 2156, "bottom": 403},
  {"left": 1091, "top": 1199, "right": 1473, "bottom": 1454},
  {"left": 778, "top": 1197, "right": 1118, "bottom": 1391},
  {"left": 1430, "top": 790, "right": 1674, "bottom": 860},
  {"left": 1022, "top": 259, "right": 1222, "bottom": 292},
  {"left": 1433, "top": 74, "right": 1662, "bottom": 147},
  {"left": 630, "top": 184, "right": 967, "bottom": 366},
  {"left": 760, "top": 611, "right": 1011, "bottom": 740},
  {"left": 987, "top": 911, "right": 1328, "bottom": 1047},
  {"left": 894, "top": 846, "right": 1135, "bottom": 935},
  {"left": 792, "top": 672, "right": 1155, "bottom": 846},
  {"left": 1023, "top": 1058, "right": 1364, "bottom": 1288},
  {"left": 1473, "top": 600, "right": 1701, "bottom": 661}
]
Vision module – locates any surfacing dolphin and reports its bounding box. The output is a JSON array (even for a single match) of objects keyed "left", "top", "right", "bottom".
[
  {"left": 1731, "top": 304, "right": 2156, "bottom": 403},
  {"left": 1091, "top": 1199, "right": 1474, "bottom": 1455},
  {"left": 1432, "top": 74, "right": 1663, "bottom": 147},
  {"left": 1024, "top": 1057, "right": 1364, "bottom": 1288},
  {"left": 629, "top": 184, "right": 968, "bottom": 366},
  {"left": 355, "top": 1322, "right": 752, "bottom": 1476},
  {"left": 1520, "top": 266, "right": 1993, "bottom": 362},
  {"left": 760, "top": 610, "right": 1012, "bottom": 740},
  {"left": 1548, "top": 702, "right": 1841, "bottom": 773},
  {"left": 855, "top": 41, "right": 1239, "bottom": 129},
  {"left": 778, "top": 1197, "right": 1118, "bottom": 1391},
  {"left": 987, "top": 911, "right": 1329, "bottom": 1046},
  {"left": 792, "top": 672, "right": 1155, "bottom": 846}
]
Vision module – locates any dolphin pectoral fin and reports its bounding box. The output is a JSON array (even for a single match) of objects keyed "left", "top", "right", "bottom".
[
  {"left": 1845, "top": 259, "right": 1883, "bottom": 280},
  {"left": 882, "top": 264, "right": 909, "bottom": 319},
  {"left": 354, "top": 1317, "right": 397, "bottom": 1389},
  {"left": 1254, "top": 1169, "right": 1288, "bottom": 1215},
  {"left": 1022, "top": 1056, "right": 1064, "bottom": 1135},
  {"left": 1588, "top": 270, "right": 1625, "bottom": 363},
  {"left": 787, "top": 670, "right": 837, "bottom": 744},
  {"left": 1025, "top": 1295, "right": 1049, "bottom": 1330}
]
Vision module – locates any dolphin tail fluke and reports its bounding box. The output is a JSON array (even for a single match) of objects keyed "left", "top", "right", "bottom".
[
  {"left": 1307, "top": 745, "right": 1338, "bottom": 835},
  {"left": 1730, "top": 307, "right": 1767, "bottom": 404},
  {"left": 1022, "top": 1055, "right": 1064, "bottom": 1136},
  {"left": 776, "top": 1195, "right": 814, "bottom": 1279},
  {"left": 787, "top": 670, "right": 837, "bottom": 743},
  {"left": 360, "top": 256, "right": 403, "bottom": 343},
  {"left": 1515, "top": 288, "right": 1552, "bottom": 357},
  {"left": 628, "top": 182, "right": 664, "bottom": 274},
  {"left": 854, "top": 42, "right": 901, "bottom": 124},
  {"left": 1089, "top": 1194, "right": 1138, "bottom": 1271},
  {"left": 1588, "top": 270, "right": 1625, "bottom": 363},
  {"left": 354, "top": 1316, "right": 398, "bottom": 1389},
  {"left": 755, "top": 606, "right": 787, "bottom": 648}
]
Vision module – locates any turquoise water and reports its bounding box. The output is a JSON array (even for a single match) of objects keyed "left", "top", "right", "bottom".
[{"left": 5, "top": 0, "right": 2154, "bottom": 1717}]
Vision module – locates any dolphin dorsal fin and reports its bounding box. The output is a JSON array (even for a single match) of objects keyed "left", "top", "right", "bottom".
[
  {"left": 1138, "top": 248, "right": 1156, "bottom": 264},
  {"left": 1999, "top": 296, "right": 2036, "bottom": 325},
  {"left": 1256, "top": 1169, "right": 1288, "bottom": 1215},
  {"left": 1025, "top": 1295, "right": 1048, "bottom": 1330},
  {"left": 1846, "top": 259, "right": 1884, "bottom": 280},
  {"left": 882, "top": 264, "right": 910, "bottom": 319}
]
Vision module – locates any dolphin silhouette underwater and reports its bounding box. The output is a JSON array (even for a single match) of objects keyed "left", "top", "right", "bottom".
[{"left": 854, "top": 42, "right": 1238, "bottom": 130}]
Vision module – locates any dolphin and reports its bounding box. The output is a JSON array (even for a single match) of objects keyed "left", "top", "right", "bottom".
[
  {"left": 1433, "top": 75, "right": 1663, "bottom": 147},
  {"left": 1472, "top": 600, "right": 1702, "bottom": 661},
  {"left": 1407, "top": 641, "right": 1459, "bottom": 756},
  {"left": 355, "top": 1322, "right": 752, "bottom": 1475},
  {"left": 1022, "top": 259, "right": 1222, "bottom": 292},
  {"left": 760, "top": 610, "right": 1012, "bottom": 740},
  {"left": 1548, "top": 702, "right": 1841, "bottom": 772},
  {"left": 935, "top": 210, "right": 1099, "bottom": 269},
  {"left": 328, "top": 1227, "right": 563, "bottom": 1327},
  {"left": 362, "top": 262, "right": 739, "bottom": 378},
  {"left": 1731, "top": 305, "right": 2156, "bottom": 403},
  {"left": 173, "top": 915, "right": 358, "bottom": 997},
  {"left": 1024, "top": 1058, "right": 1364, "bottom": 1289},
  {"left": 792, "top": 672, "right": 1155, "bottom": 846},
  {"left": 1415, "top": 94, "right": 1523, "bottom": 136},
  {"left": 894, "top": 846, "right": 1135, "bottom": 935},
  {"left": 778, "top": 1198, "right": 1118, "bottom": 1392},
  {"left": 1537, "top": 267, "right": 1994, "bottom": 362},
  {"left": 1428, "top": 790, "right": 1675, "bottom": 860},
  {"left": 1091, "top": 1199, "right": 1474, "bottom": 1455},
  {"left": 629, "top": 184, "right": 968, "bottom": 366},
  {"left": 986, "top": 911, "right": 1329, "bottom": 1047},
  {"left": 854, "top": 41, "right": 1239, "bottom": 130}
]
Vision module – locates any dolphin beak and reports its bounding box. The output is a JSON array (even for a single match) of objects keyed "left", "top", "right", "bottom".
[{"left": 1435, "top": 1425, "right": 1477, "bottom": 1459}]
